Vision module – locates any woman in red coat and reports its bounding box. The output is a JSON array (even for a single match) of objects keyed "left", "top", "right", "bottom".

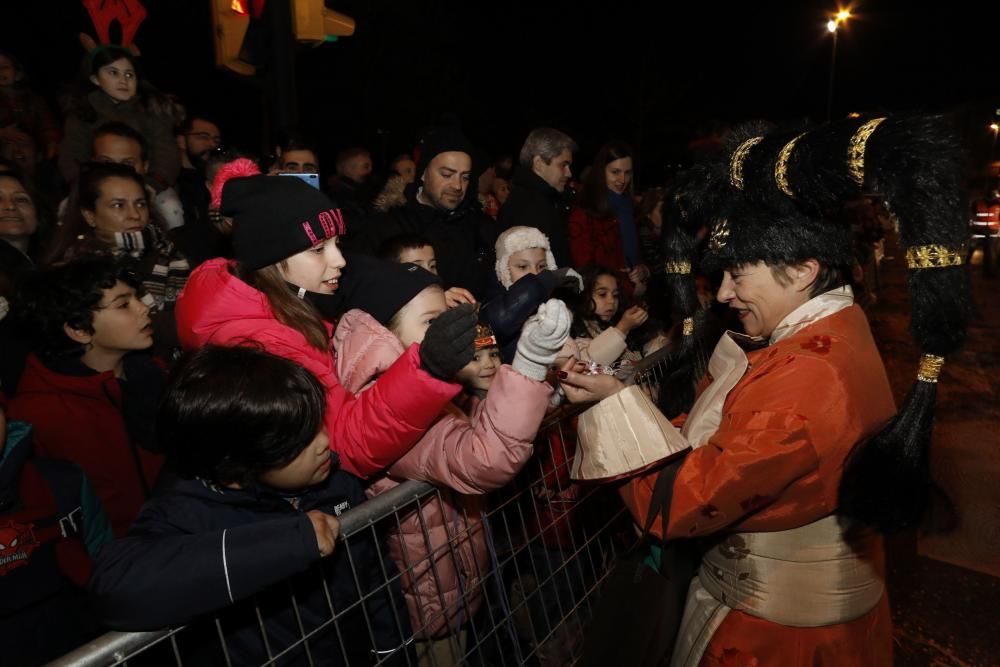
[
  {"left": 175, "top": 169, "right": 477, "bottom": 478},
  {"left": 567, "top": 141, "right": 650, "bottom": 294},
  {"left": 559, "top": 115, "right": 972, "bottom": 666}
]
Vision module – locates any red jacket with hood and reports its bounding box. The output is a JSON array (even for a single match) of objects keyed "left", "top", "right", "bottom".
[
  {"left": 7, "top": 354, "right": 165, "bottom": 537},
  {"left": 174, "top": 258, "right": 461, "bottom": 478}
]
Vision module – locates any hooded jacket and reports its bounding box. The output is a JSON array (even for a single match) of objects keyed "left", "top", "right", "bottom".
[
  {"left": 174, "top": 258, "right": 461, "bottom": 479},
  {"left": 89, "top": 468, "right": 409, "bottom": 666},
  {"left": 7, "top": 354, "right": 166, "bottom": 537},
  {"left": 333, "top": 309, "right": 552, "bottom": 638}
]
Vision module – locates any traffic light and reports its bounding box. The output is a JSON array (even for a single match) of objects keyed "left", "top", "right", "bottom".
[
  {"left": 291, "top": 0, "right": 355, "bottom": 43},
  {"left": 210, "top": 0, "right": 256, "bottom": 75}
]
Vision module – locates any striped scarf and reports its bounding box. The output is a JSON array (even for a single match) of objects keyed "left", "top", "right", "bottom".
[{"left": 112, "top": 224, "right": 190, "bottom": 312}]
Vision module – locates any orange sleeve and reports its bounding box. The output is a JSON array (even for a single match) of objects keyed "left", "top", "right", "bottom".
[{"left": 620, "top": 355, "right": 846, "bottom": 540}]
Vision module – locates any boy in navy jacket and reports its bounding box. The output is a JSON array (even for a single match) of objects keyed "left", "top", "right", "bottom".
[{"left": 90, "top": 345, "right": 411, "bottom": 665}]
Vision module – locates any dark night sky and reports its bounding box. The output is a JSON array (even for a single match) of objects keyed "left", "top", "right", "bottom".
[{"left": 3, "top": 0, "right": 998, "bottom": 185}]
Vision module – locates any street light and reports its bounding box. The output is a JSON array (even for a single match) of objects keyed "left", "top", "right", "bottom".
[
  {"left": 991, "top": 123, "right": 999, "bottom": 162},
  {"left": 826, "top": 8, "right": 852, "bottom": 122}
]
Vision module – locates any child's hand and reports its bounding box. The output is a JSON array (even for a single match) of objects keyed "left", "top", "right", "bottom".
[
  {"left": 444, "top": 287, "right": 476, "bottom": 308},
  {"left": 307, "top": 510, "right": 341, "bottom": 557},
  {"left": 627, "top": 264, "right": 650, "bottom": 285},
  {"left": 513, "top": 299, "right": 572, "bottom": 381},
  {"left": 616, "top": 305, "right": 649, "bottom": 334}
]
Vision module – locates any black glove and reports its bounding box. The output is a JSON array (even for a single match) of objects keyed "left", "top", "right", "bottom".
[
  {"left": 419, "top": 303, "right": 477, "bottom": 381},
  {"left": 544, "top": 267, "right": 584, "bottom": 293}
]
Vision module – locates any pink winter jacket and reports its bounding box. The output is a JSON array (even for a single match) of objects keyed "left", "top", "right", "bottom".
[
  {"left": 333, "top": 309, "right": 552, "bottom": 638},
  {"left": 175, "top": 258, "right": 461, "bottom": 478}
]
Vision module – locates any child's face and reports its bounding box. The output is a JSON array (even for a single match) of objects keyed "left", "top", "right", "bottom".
[
  {"left": 508, "top": 248, "right": 547, "bottom": 285},
  {"left": 455, "top": 347, "right": 501, "bottom": 392},
  {"left": 90, "top": 57, "right": 137, "bottom": 103},
  {"left": 492, "top": 178, "right": 510, "bottom": 204},
  {"left": 83, "top": 176, "right": 150, "bottom": 244},
  {"left": 71, "top": 281, "right": 153, "bottom": 355},
  {"left": 592, "top": 274, "right": 620, "bottom": 321},
  {"left": 259, "top": 427, "right": 333, "bottom": 490},
  {"left": 392, "top": 286, "right": 447, "bottom": 348},
  {"left": 695, "top": 275, "right": 714, "bottom": 310},
  {"left": 280, "top": 238, "right": 346, "bottom": 294},
  {"left": 398, "top": 245, "right": 437, "bottom": 275}
]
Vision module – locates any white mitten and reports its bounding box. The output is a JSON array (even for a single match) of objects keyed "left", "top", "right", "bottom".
[{"left": 512, "top": 299, "right": 572, "bottom": 381}]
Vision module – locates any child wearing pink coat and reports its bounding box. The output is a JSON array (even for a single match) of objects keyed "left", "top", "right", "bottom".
[{"left": 333, "top": 256, "right": 570, "bottom": 653}]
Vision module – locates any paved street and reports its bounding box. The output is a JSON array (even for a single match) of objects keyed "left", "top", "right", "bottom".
[{"left": 871, "top": 238, "right": 1000, "bottom": 666}]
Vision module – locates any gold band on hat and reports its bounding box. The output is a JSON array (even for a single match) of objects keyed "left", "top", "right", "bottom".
[
  {"left": 682, "top": 317, "right": 694, "bottom": 336},
  {"left": 905, "top": 244, "right": 964, "bottom": 269},
  {"left": 916, "top": 354, "right": 945, "bottom": 383},
  {"left": 729, "top": 136, "right": 763, "bottom": 190},
  {"left": 847, "top": 117, "right": 888, "bottom": 187},
  {"left": 774, "top": 133, "right": 806, "bottom": 198},
  {"left": 664, "top": 261, "right": 692, "bottom": 275}
]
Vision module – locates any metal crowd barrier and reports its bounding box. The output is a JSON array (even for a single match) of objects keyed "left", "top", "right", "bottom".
[{"left": 47, "top": 352, "right": 675, "bottom": 667}]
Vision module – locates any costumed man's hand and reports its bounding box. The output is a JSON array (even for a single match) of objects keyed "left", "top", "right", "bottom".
[{"left": 556, "top": 357, "right": 625, "bottom": 404}]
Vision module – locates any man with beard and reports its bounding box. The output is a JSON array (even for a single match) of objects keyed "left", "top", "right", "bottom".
[
  {"left": 173, "top": 116, "right": 225, "bottom": 265},
  {"left": 363, "top": 125, "right": 499, "bottom": 301}
]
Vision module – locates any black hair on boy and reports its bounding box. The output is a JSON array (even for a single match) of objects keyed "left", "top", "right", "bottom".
[
  {"left": 377, "top": 233, "right": 435, "bottom": 262},
  {"left": 158, "top": 345, "right": 327, "bottom": 486},
  {"left": 17, "top": 256, "right": 141, "bottom": 359}
]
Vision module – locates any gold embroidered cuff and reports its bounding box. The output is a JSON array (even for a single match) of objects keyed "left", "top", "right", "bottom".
[
  {"left": 916, "top": 354, "right": 945, "bottom": 383},
  {"left": 682, "top": 317, "right": 695, "bottom": 336},
  {"left": 664, "top": 261, "right": 692, "bottom": 275},
  {"left": 905, "top": 245, "right": 964, "bottom": 269},
  {"left": 847, "top": 117, "right": 888, "bottom": 187},
  {"left": 729, "top": 136, "right": 763, "bottom": 190},
  {"left": 774, "top": 133, "right": 806, "bottom": 198}
]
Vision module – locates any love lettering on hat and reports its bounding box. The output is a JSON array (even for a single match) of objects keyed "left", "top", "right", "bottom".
[{"left": 301, "top": 209, "right": 346, "bottom": 245}]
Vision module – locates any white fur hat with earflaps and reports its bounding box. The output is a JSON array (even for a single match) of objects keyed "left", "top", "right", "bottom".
[{"left": 494, "top": 226, "right": 558, "bottom": 288}]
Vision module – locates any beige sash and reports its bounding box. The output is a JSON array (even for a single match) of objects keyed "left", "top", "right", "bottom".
[
  {"left": 671, "top": 515, "right": 885, "bottom": 667},
  {"left": 670, "top": 287, "right": 873, "bottom": 666}
]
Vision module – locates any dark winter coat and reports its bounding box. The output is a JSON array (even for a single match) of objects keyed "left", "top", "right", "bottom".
[
  {"left": 498, "top": 169, "right": 574, "bottom": 267},
  {"left": 363, "top": 185, "right": 500, "bottom": 301},
  {"left": 90, "top": 467, "right": 412, "bottom": 666}
]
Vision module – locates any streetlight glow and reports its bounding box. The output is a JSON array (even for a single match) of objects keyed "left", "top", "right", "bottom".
[
  {"left": 825, "top": 6, "right": 853, "bottom": 121},
  {"left": 991, "top": 123, "right": 999, "bottom": 133}
]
